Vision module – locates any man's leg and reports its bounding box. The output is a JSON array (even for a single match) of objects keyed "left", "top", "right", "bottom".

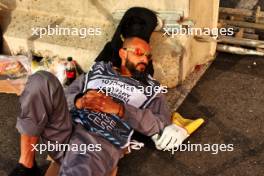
[
  {"left": 10, "top": 71, "right": 72, "bottom": 175},
  {"left": 59, "top": 124, "right": 124, "bottom": 176}
]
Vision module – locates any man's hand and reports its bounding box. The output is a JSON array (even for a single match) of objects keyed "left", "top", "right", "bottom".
[
  {"left": 152, "top": 124, "right": 189, "bottom": 151},
  {"left": 75, "top": 90, "right": 124, "bottom": 117},
  {"left": 75, "top": 90, "right": 108, "bottom": 110}
]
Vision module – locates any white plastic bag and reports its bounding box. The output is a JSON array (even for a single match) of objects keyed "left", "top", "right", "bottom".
[{"left": 32, "top": 57, "right": 68, "bottom": 85}]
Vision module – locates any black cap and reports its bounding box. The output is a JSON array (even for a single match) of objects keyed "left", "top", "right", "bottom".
[{"left": 95, "top": 7, "right": 157, "bottom": 75}]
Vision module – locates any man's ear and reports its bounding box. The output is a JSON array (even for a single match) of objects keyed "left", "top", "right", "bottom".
[{"left": 119, "top": 48, "right": 127, "bottom": 64}]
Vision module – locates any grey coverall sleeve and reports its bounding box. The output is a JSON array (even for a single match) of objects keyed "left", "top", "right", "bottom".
[
  {"left": 123, "top": 93, "right": 171, "bottom": 136},
  {"left": 64, "top": 73, "right": 86, "bottom": 110}
]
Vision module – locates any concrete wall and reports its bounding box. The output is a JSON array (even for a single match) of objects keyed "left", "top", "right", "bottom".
[{"left": 0, "top": 0, "right": 219, "bottom": 88}]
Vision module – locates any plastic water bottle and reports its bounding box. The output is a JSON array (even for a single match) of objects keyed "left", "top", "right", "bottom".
[{"left": 65, "top": 57, "right": 76, "bottom": 85}]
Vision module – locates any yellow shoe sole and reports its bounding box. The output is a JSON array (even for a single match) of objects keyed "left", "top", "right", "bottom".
[{"left": 172, "top": 112, "right": 205, "bottom": 135}]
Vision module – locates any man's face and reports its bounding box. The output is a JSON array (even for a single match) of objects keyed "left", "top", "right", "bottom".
[
  {"left": 118, "top": 38, "right": 152, "bottom": 84},
  {"left": 123, "top": 38, "right": 152, "bottom": 73}
]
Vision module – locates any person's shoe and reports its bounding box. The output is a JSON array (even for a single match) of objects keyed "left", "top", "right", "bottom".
[{"left": 8, "top": 162, "right": 41, "bottom": 176}]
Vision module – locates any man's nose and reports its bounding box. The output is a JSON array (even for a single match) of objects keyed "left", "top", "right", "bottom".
[{"left": 140, "top": 55, "right": 148, "bottom": 64}]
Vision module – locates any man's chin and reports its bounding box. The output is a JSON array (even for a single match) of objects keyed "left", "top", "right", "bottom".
[{"left": 131, "top": 68, "right": 149, "bottom": 85}]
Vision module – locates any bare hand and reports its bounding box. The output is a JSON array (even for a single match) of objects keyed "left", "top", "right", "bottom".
[{"left": 75, "top": 90, "right": 124, "bottom": 117}]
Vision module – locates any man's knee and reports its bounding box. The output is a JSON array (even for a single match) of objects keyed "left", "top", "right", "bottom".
[
  {"left": 31, "top": 70, "right": 61, "bottom": 87},
  {"left": 24, "top": 71, "right": 62, "bottom": 96}
]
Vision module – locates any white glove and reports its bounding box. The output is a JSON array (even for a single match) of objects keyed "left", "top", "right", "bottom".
[{"left": 153, "top": 124, "right": 189, "bottom": 151}]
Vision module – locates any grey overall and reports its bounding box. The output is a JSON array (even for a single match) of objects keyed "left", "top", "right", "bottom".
[{"left": 16, "top": 70, "right": 170, "bottom": 176}]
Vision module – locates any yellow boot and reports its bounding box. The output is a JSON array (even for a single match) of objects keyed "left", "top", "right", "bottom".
[{"left": 171, "top": 112, "right": 205, "bottom": 135}]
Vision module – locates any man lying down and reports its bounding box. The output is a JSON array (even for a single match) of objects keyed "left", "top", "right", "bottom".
[{"left": 9, "top": 7, "right": 199, "bottom": 176}]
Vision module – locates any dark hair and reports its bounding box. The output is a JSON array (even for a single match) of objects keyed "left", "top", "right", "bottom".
[{"left": 95, "top": 7, "right": 157, "bottom": 76}]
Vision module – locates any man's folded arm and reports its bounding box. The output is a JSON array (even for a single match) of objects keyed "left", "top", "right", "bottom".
[{"left": 122, "top": 93, "right": 171, "bottom": 136}]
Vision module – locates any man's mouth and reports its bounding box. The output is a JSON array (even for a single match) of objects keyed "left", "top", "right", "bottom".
[
  {"left": 137, "top": 63, "right": 147, "bottom": 71},
  {"left": 137, "top": 63, "right": 147, "bottom": 67}
]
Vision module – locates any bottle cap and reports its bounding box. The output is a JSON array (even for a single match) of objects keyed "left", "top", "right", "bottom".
[{"left": 67, "top": 57, "right": 73, "bottom": 61}]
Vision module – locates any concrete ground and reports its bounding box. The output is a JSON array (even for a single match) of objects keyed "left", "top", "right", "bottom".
[{"left": 0, "top": 52, "right": 263, "bottom": 176}]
